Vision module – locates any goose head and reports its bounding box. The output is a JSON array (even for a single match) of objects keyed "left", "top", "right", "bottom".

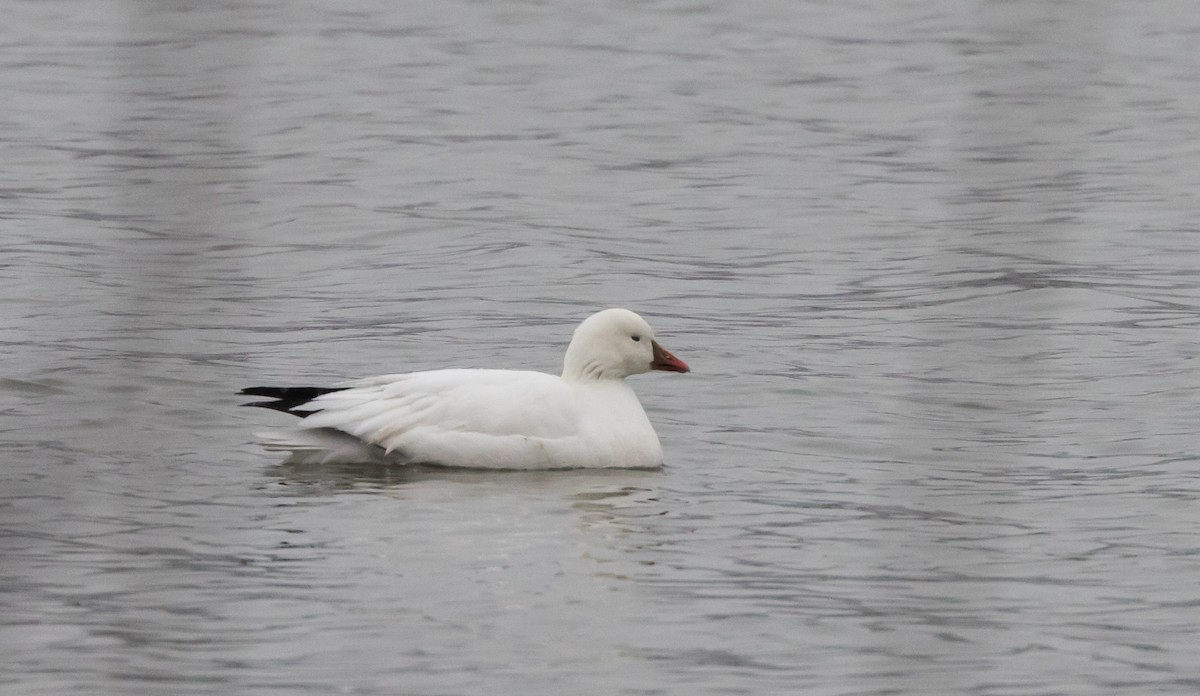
[{"left": 562, "top": 308, "right": 690, "bottom": 381}]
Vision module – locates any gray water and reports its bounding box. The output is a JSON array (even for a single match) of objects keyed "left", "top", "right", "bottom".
[{"left": 4, "top": 1, "right": 1200, "bottom": 694}]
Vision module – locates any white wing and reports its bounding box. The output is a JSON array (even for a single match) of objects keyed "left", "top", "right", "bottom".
[{"left": 293, "top": 369, "right": 588, "bottom": 468}]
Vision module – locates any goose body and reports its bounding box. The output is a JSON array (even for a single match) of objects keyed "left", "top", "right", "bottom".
[{"left": 241, "top": 309, "right": 689, "bottom": 469}]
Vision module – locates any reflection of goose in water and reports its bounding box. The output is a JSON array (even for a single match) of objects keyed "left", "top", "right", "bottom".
[{"left": 241, "top": 309, "right": 688, "bottom": 469}]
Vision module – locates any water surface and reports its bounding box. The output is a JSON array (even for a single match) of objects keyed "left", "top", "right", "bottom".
[{"left": 4, "top": 1, "right": 1200, "bottom": 694}]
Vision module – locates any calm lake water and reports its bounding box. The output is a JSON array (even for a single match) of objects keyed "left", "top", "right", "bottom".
[{"left": 4, "top": 1, "right": 1200, "bottom": 694}]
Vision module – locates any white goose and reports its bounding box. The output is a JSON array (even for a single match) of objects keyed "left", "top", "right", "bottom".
[{"left": 241, "top": 308, "right": 689, "bottom": 469}]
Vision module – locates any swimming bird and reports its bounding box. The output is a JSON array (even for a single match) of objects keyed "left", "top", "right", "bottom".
[{"left": 240, "top": 308, "right": 689, "bottom": 469}]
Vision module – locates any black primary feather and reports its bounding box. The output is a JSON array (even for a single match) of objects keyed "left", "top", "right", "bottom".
[{"left": 239, "top": 386, "right": 348, "bottom": 417}]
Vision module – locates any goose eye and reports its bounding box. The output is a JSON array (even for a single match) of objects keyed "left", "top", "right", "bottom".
[{"left": 631, "top": 335, "right": 641, "bottom": 342}]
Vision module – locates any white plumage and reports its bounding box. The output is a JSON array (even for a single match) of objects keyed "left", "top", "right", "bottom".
[{"left": 242, "top": 308, "right": 689, "bottom": 469}]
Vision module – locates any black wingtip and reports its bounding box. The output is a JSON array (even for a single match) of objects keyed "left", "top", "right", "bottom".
[{"left": 238, "top": 386, "right": 348, "bottom": 418}]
